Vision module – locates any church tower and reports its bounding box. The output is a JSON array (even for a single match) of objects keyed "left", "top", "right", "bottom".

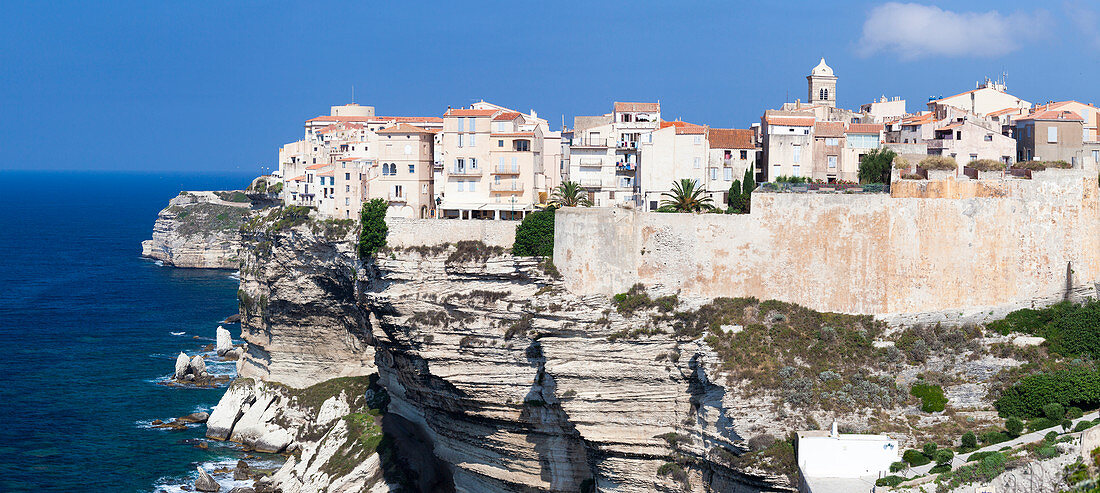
[{"left": 807, "top": 58, "right": 837, "bottom": 107}]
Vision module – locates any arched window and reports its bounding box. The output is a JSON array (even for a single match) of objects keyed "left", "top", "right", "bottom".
[{"left": 820, "top": 88, "right": 829, "bottom": 101}]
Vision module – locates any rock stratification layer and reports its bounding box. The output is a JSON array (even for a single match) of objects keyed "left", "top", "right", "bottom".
[
  {"left": 141, "top": 191, "right": 252, "bottom": 269},
  {"left": 209, "top": 213, "right": 788, "bottom": 493}
]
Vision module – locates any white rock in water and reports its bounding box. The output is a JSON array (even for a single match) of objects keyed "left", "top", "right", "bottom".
[
  {"left": 190, "top": 355, "right": 207, "bottom": 375},
  {"left": 174, "top": 352, "right": 190, "bottom": 380},
  {"left": 216, "top": 325, "right": 232, "bottom": 356}
]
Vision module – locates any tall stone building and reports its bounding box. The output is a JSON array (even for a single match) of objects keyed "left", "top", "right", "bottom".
[{"left": 807, "top": 58, "right": 837, "bottom": 107}]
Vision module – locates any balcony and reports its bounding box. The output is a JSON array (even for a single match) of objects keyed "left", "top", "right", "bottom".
[
  {"left": 578, "top": 178, "right": 603, "bottom": 188},
  {"left": 615, "top": 162, "right": 636, "bottom": 172},
  {"left": 449, "top": 168, "right": 483, "bottom": 176},
  {"left": 388, "top": 193, "right": 407, "bottom": 202},
  {"left": 927, "top": 139, "right": 949, "bottom": 149},
  {"left": 571, "top": 137, "right": 611, "bottom": 148},
  {"left": 616, "top": 141, "right": 639, "bottom": 150},
  {"left": 490, "top": 182, "right": 524, "bottom": 192},
  {"left": 492, "top": 166, "right": 521, "bottom": 175}
]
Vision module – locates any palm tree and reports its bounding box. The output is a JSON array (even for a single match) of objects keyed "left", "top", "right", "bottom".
[
  {"left": 659, "top": 179, "right": 714, "bottom": 212},
  {"left": 550, "top": 181, "right": 593, "bottom": 207}
]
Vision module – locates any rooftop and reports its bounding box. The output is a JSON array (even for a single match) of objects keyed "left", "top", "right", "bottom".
[
  {"left": 707, "top": 128, "right": 754, "bottom": 149},
  {"left": 614, "top": 102, "right": 660, "bottom": 113}
]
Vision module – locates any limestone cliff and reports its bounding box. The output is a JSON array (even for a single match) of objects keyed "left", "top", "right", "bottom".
[
  {"left": 141, "top": 191, "right": 252, "bottom": 269},
  {"left": 208, "top": 210, "right": 789, "bottom": 493}
]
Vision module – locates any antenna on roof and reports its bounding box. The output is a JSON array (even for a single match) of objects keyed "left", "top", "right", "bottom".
[{"left": 351, "top": 85, "right": 355, "bottom": 104}]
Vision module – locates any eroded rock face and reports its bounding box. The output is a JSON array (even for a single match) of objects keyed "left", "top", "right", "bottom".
[
  {"left": 235, "top": 208, "right": 374, "bottom": 388},
  {"left": 219, "top": 214, "right": 787, "bottom": 493},
  {"left": 141, "top": 191, "right": 252, "bottom": 269}
]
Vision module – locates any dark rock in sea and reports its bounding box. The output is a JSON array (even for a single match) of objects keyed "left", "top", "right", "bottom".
[
  {"left": 233, "top": 460, "right": 251, "bottom": 480},
  {"left": 178, "top": 412, "right": 210, "bottom": 423},
  {"left": 228, "top": 488, "right": 255, "bottom": 493},
  {"left": 196, "top": 441, "right": 208, "bottom": 450},
  {"left": 194, "top": 467, "right": 220, "bottom": 492},
  {"left": 222, "top": 313, "right": 241, "bottom": 324},
  {"left": 151, "top": 419, "right": 164, "bottom": 425}
]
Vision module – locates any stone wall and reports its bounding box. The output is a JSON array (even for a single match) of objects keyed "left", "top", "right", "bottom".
[
  {"left": 554, "top": 171, "right": 1100, "bottom": 318},
  {"left": 386, "top": 218, "right": 516, "bottom": 248}
]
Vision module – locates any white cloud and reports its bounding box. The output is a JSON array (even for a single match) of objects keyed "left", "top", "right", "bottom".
[{"left": 857, "top": 3, "right": 1050, "bottom": 60}]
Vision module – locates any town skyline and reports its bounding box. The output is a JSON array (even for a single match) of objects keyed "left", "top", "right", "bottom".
[{"left": 3, "top": 1, "right": 1100, "bottom": 171}]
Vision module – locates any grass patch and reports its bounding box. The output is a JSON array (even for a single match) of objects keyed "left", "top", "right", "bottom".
[
  {"left": 911, "top": 383, "right": 947, "bottom": 412},
  {"left": 446, "top": 240, "right": 505, "bottom": 264}
]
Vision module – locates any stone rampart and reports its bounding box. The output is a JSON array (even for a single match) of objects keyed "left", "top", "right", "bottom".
[
  {"left": 554, "top": 171, "right": 1100, "bottom": 318},
  {"left": 386, "top": 218, "right": 516, "bottom": 248}
]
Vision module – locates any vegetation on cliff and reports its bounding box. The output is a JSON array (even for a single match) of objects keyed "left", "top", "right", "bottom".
[
  {"left": 167, "top": 202, "right": 249, "bottom": 236},
  {"left": 512, "top": 209, "right": 555, "bottom": 256},
  {"left": 858, "top": 148, "right": 896, "bottom": 184},
  {"left": 358, "top": 198, "right": 388, "bottom": 258}
]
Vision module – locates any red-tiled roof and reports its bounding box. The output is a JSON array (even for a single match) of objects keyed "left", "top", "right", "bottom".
[
  {"left": 290, "top": 175, "right": 306, "bottom": 182},
  {"left": 318, "top": 171, "right": 334, "bottom": 177},
  {"left": 847, "top": 123, "right": 883, "bottom": 134},
  {"left": 674, "top": 124, "right": 707, "bottom": 135},
  {"left": 900, "top": 113, "right": 935, "bottom": 125},
  {"left": 939, "top": 122, "right": 963, "bottom": 130},
  {"left": 306, "top": 163, "right": 334, "bottom": 170},
  {"left": 444, "top": 108, "right": 499, "bottom": 117},
  {"left": 1017, "top": 110, "right": 1083, "bottom": 122},
  {"left": 306, "top": 115, "right": 444, "bottom": 124},
  {"left": 492, "top": 112, "right": 523, "bottom": 121},
  {"left": 764, "top": 116, "right": 815, "bottom": 126},
  {"left": 490, "top": 132, "right": 535, "bottom": 137},
  {"left": 986, "top": 107, "right": 1019, "bottom": 117},
  {"left": 813, "top": 122, "right": 845, "bottom": 138},
  {"left": 376, "top": 116, "right": 443, "bottom": 123},
  {"left": 707, "top": 128, "right": 754, "bottom": 149},
  {"left": 377, "top": 123, "right": 435, "bottom": 134},
  {"left": 614, "top": 102, "right": 660, "bottom": 113}
]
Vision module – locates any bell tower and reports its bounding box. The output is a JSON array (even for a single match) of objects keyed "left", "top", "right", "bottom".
[{"left": 807, "top": 58, "right": 837, "bottom": 107}]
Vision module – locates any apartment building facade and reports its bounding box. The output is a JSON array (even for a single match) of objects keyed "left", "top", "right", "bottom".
[
  {"left": 566, "top": 102, "right": 661, "bottom": 207},
  {"left": 436, "top": 102, "right": 562, "bottom": 220},
  {"left": 761, "top": 113, "right": 816, "bottom": 181},
  {"left": 637, "top": 122, "right": 708, "bottom": 211}
]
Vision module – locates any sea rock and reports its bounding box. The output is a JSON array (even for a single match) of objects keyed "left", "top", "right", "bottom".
[
  {"left": 178, "top": 412, "right": 210, "bottom": 423},
  {"left": 216, "top": 326, "right": 232, "bottom": 356},
  {"left": 194, "top": 467, "right": 220, "bottom": 492},
  {"left": 190, "top": 355, "right": 206, "bottom": 375},
  {"left": 222, "top": 313, "right": 241, "bottom": 324},
  {"left": 223, "top": 348, "right": 243, "bottom": 361},
  {"left": 174, "top": 352, "right": 190, "bottom": 380},
  {"left": 228, "top": 488, "right": 255, "bottom": 493},
  {"left": 233, "top": 460, "right": 251, "bottom": 481}
]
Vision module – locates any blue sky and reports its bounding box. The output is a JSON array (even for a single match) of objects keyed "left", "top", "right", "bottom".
[{"left": 2, "top": 1, "right": 1096, "bottom": 172}]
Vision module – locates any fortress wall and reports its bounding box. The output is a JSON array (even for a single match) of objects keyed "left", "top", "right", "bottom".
[{"left": 554, "top": 171, "right": 1100, "bottom": 316}]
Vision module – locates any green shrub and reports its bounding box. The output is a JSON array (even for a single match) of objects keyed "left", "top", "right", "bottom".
[
  {"left": 935, "top": 449, "right": 954, "bottom": 466},
  {"left": 358, "top": 199, "right": 387, "bottom": 258},
  {"left": 995, "top": 367, "right": 1100, "bottom": 419},
  {"left": 1015, "top": 160, "right": 1072, "bottom": 170},
  {"left": 612, "top": 284, "right": 652, "bottom": 316},
  {"left": 1027, "top": 417, "right": 1059, "bottom": 432},
  {"left": 911, "top": 383, "right": 947, "bottom": 412},
  {"left": 656, "top": 462, "right": 688, "bottom": 484},
  {"left": 923, "top": 442, "right": 938, "bottom": 457},
  {"left": 875, "top": 475, "right": 905, "bottom": 487},
  {"left": 966, "top": 159, "right": 1005, "bottom": 171},
  {"left": 919, "top": 155, "right": 958, "bottom": 171},
  {"left": 889, "top": 461, "right": 908, "bottom": 472},
  {"left": 1005, "top": 417, "right": 1024, "bottom": 437},
  {"left": 929, "top": 463, "right": 951, "bottom": 474},
  {"left": 512, "top": 209, "right": 555, "bottom": 257},
  {"left": 859, "top": 148, "right": 896, "bottom": 185},
  {"left": 1068, "top": 407, "right": 1084, "bottom": 420},
  {"left": 1063, "top": 418, "right": 1073, "bottom": 431},
  {"left": 903, "top": 449, "right": 931, "bottom": 466},
  {"left": 1044, "top": 431, "right": 1059, "bottom": 443},
  {"left": 961, "top": 431, "right": 977, "bottom": 450},
  {"left": 987, "top": 301, "right": 1100, "bottom": 359},
  {"left": 1075, "top": 420, "right": 1094, "bottom": 432},
  {"left": 1044, "top": 403, "right": 1067, "bottom": 420},
  {"left": 979, "top": 430, "right": 1010, "bottom": 445},
  {"left": 1037, "top": 445, "right": 1058, "bottom": 458}
]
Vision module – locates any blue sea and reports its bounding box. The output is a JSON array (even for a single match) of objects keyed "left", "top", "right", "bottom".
[{"left": 0, "top": 171, "right": 275, "bottom": 492}]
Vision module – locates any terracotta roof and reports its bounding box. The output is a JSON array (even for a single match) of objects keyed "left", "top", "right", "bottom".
[
  {"left": 900, "top": 113, "right": 935, "bottom": 125},
  {"left": 674, "top": 124, "right": 707, "bottom": 135},
  {"left": 847, "top": 123, "right": 883, "bottom": 134},
  {"left": 306, "top": 163, "right": 334, "bottom": 170},
  {"left": 492, "top": 112, "right": 523, "bottom": 121},
  {"left": 318, "top": 171, "right": 334, "bottom": 177},
  {"left": 814, "top": 122, "right": 845, "bottom": 138},
  {"left": 1017, "top": 110, "right": 1083, "bottom": 122},
  {"left": 444, "top": 108, "right": 499, "bottom": 117},
  {"left": 306, "top": 115, "right": 443, "bottom": 124},
  {"left": 930, "top": 88, "right": 979, "bottom": 103},
  {"left": 490, "top": 132, "right": 535, "bottom": 137},
  {"left": 375, "top": 116, "right": 443, "bottom": 123},
  {"left": 306, "top": 115, "right": 374, "bottom": 123},
  {"left": 938, "top": 122, "right": 964, "bottom": 130},
  {"left": 337, "top": 157, "right": 370, "bottom": 162},
  {"left": 614, "top": 102, "right": 660, "bottom": 113},
  {"left": 377, "top": 123, "right": 435, "bottom": 134},
  {"left": 707, "top": 128, "right": 754, "bottom": 149},
  {"left": 290, "top": 175, "right": 306, "bottom": 181},
  {"left": 986, "top": 107, "right": 1020, "bottom": 117},
  {"left": 764, "top": 116, "right": 815, "bottom": 126}
]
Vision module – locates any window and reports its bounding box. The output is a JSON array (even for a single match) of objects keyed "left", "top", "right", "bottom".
[
  {"left": 828, "top": 155, "right": 837, "bottom": 169},
  {"left": 468, "top": 133, "right": 475, "bottom": 146},
  {"left": 792, "top": 165, "right": 801, "bottom": 177},
  {"left": 511, "top": 157, "right": 518, "bottom": 170},
  {"left": 470, "top": 158, "right": 477, "bottom": 169},
  {"left": 514, "top": 140, "right": 530, "bottom": 151},
  {"left": 650, "top": 200, "right": 658, "bottom": 211},
  {"left": 469, "top": 180, "right": 476, "bottom": 192},
  {"left": 345, "top": 173, "right": 351, "bottom": 180},
  {"left": 820, "top": 88, "right": 829, "bottom": 101},
  {"left": 1092, "top": 150, "right": 1098, "bottom": 163},
  {"left": 458, "top": 117, "right": 465, "bottom": 132},
  {"left": 404, "top": 144, "right": 412, "bottom": 155},
  {"left": 694, "top": 135, "right": 702, "bottom": 145},
  {"left": 792, "top": 145, "right": 801, "bottom": 163},
  {"left": 1072, "top": 156, "right": 1078, "bottom": 166},
  {"left": 498, "top": 139, "right": 504, "bottom": 147},
  {"left": 422, "top": 183, "right": 429, "bottom": 193},
  {"left": 710, "top": 168, "right": 718, "bottom": 180},
  {"left": 693, "top": 157, "right": 701, "bottom": 168},
  {"left": 724, "top": 150, "right": 732, "bottom": 159},
  {"left": 1048, "top": 126, "right": 1058, "bottom": 143},
  {"left": 984, "top": 134, "right": 993, "bottom": 142},
  {"left": 456, "top": 158, "right": 465, "bottom": 172},
  {"left": 970, "top": 154, "right": 978, "bottom": 161},
  {"left": 394, "top": 185, "right": 403, "bottom": 198},
  {"left": 345, "top": 198, "right": 350, "bottom": 205},
  {"left": 408, "top": 164, "right": 415, "bottom": 174},
  {"left": 457, "top": 180, "right": 465, "bottom": 192},
  {"left": 825, "top": 138, "right": 838, "bottom": 146},
  {"left": 345, "top": 185, "right": 350, "bottom": 192},
  {"left": 724, "top": 168, "right": 733, "bottom": 180},
  {"left": 740, "top": 150, "right": 748, "bottom": 159},
  {"left": 457, "top": 134, "right": 464, "bottom": 147}
]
